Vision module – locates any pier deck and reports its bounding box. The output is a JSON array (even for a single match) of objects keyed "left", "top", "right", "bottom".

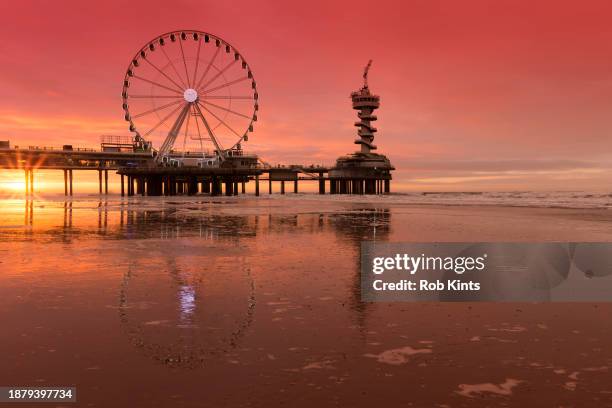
[
  {"left": 0, "top": 146, "right": 366, "bottom": 196},
  {"left": 0, "top": 146, "right": 389, "bottom": 196}
]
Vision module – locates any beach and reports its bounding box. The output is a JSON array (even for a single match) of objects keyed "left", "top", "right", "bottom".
[{"left": 1, "top": 194, "right": 611, "bottom": 407}]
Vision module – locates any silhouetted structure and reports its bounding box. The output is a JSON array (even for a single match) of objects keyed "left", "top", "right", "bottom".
[
  {"left": 0, "top": 41, "right": 397, "bottom": 196},
  {"left": 329, "top": 61, "right": 394, "bottom": 194}
]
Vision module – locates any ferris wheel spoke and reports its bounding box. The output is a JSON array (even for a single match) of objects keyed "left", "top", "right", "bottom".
[
  {"left": 128, "top": 95, "right": 183, "bottom": 99},
  {"left": 178, "top": 37, "right": 191, "bottom": 88},
  {"left": 144, "top": 102, "right": 186, "bottom": 136},
  {"left": 198, "top": 102, "right": 242, "bottom": 138},
  {"left": 132, "top": 100, "right": 183, "bottom": 119},
  {"left": 160, "top": 45, "right": 188, "bottom": 89},
  {"left": 132, "top": 75, "right": 182, "bottom": 94},
  {"left": 201, "top": 99, "right": 251, "bottom": 119},
  {"left": 142, "top": 58, "right": 186, "bottom": 93},
  {"left": 201, "top": 76, "right": 250, "bottom": 94},
  {"left": 199, "top": 59, "right": 238, "bottom": 92},
  {"left": 204, "top": 95, "right": 253, "bottom": 100},
  {"left": 192, "top": 38, "right": 203, "bottom": 90},
  {"left": 194, "top": 46, "right": 221, "bottom": 91}
]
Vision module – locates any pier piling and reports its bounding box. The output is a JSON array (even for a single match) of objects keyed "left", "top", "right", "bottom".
[{"left": 104, "top": 170, "right": 109, "bottom": 194}]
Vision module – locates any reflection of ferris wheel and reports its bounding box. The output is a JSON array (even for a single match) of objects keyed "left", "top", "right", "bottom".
[
  {"left": 119, "top": 257, "right": 256, "bottom": 369},
  {"left": 121, "top": 30, "right": 258, "bottom": 160}
]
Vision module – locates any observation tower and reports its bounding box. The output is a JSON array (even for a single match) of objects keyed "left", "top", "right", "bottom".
[
  {"left": 352, "top": 60, "right": 379, "bottom": 153},
  {"left": 329, "top": 61, "right": 394, "bottom": 194}
]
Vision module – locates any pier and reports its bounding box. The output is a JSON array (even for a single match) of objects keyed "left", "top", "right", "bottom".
[
  {"left": 0, "top": 144, "right": 394, "bottom": 196},
  {"left": 0, "top": 144, "right": 345, "bottom": 196}
]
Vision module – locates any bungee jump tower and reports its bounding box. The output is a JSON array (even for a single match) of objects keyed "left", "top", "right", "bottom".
[{"left": 329, "top": 60, "right": 394, "bottom": 194}]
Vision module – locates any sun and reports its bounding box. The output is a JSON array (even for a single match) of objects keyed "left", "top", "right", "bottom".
[{"left": 0, "top": 170, "right": 38, "bottom": 194}]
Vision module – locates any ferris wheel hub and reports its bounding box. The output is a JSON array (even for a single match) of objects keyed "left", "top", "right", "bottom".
[{"left": 183, "top": 88, "right": 198, "bottom": 103}]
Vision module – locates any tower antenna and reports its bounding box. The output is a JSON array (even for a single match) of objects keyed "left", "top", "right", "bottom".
[{"left": 363, "top": 60, "right": 373, "bottom": 88}]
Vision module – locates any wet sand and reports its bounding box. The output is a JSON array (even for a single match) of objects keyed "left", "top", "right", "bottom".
[{"left": 1, "top": 195, "right": 611, "bottom": 407}]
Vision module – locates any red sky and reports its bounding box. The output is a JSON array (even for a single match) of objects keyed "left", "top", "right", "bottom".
[{"left": 1, "top": 0, "right": 612, "bottom": 191}]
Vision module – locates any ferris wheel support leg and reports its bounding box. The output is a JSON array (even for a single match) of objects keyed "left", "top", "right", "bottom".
[
  {"left": 193, "top": 102, "right": 226, "bottom": 162},
  {"left": 158, "top": 103, "right": 191, "bottom": 161}
]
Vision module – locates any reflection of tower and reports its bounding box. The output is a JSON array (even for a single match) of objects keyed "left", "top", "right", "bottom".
[
  {"left": 352, "top": 60, "right": 379, "bottom": 154},
  {"left": 327, "top": 208, "right": 391, "bottom": 333}
]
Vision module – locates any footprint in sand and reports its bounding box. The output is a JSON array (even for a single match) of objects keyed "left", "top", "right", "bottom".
[
  {"left": 456, "top": 378, "right": 523, "bottom": 398},
  {"left": 364, "top": 346, "right": 432, "bottom": 365}
]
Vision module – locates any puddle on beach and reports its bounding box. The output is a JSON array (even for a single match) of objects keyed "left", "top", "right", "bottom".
[{"left": 1, "top": 195, "right": 612, "bottom": 407}]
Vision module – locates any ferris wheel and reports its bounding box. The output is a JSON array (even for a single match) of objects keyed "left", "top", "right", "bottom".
[{"left": 121, "top": 30, "right": 258, "bottom": 161}]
